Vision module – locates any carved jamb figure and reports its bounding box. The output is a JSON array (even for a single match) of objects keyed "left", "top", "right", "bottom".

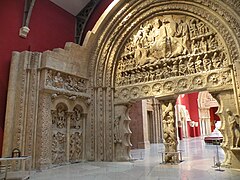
[
  {"left": 114, "top": 116, "right": 122, "bottom": 143},
  {"left": 226, "top": 109, "right": 240, "bottom": 148}
]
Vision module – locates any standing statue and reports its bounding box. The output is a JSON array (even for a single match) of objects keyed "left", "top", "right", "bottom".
[
  {"left": 114, "top": 116, "right": 122, "bottom": 143},
  {"left": 226, "top": 109, "right": 240, "bottom": 148}
]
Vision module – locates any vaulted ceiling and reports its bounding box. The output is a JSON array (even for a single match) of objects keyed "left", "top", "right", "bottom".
[{"left": 50, "top": 0, "right": 91, "bottom": 16}]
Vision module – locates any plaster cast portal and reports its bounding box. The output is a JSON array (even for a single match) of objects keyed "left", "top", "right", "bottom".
[{"left": 114, "top": 14, "right": 235, "bottom": 164}]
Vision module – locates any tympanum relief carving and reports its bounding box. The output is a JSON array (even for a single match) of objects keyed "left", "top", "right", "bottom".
[{"left": 115, "top": 15, "right": 231, "bottom": 101}]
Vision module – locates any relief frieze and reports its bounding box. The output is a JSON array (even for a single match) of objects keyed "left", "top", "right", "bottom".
[
  {"left": 116, "top": 68, "right": 232, "bottom": 102},
  {"left": 46, "top": 69, "right": 87, "bottom": 94}
]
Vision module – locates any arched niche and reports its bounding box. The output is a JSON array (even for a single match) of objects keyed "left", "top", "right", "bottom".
[{"left": 84, "top": 0, "right": 240, "bottom": 168}]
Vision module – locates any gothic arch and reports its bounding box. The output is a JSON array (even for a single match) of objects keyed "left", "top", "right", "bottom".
[{"left": 85, "top": 0, "right": 240, "bottom": 166}]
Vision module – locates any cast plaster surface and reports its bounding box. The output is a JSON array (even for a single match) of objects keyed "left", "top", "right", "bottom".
[{"left": 2, "top": 0, "right": 240, "bottom": 170}]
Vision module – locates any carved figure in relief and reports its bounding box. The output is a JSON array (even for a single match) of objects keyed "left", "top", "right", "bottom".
[
  {"left": 171, "top": 60, "right": 179, "bottom": 76},
  {"left": 220, "top": 51, "right": 228, "bottom": 67},
  {"left": 53, "top": 72, "right": 64, "bottom": 88},
  {"left": 70, "top": 132, "right": 82, "bottom": 160},
  {"left": 199, "top": 37, "right": 208, "bottom": 52},
  {"left": 203, "top": 54, "right": 212, "bottom": 71},
  {"left": 195, "top": 56, "right": 203, "bottom": 73},
  {"left": 114, "top": 116, "right": 122, "bottom": 143},
  {"left": 208, "top": 35, "right": 218, "bottom": 50},
  {"left": 212, "top": 52, "right": 221, "bottom": 69},
  {"left": 178, "top": 59, "right": 187, "bottom": 75},
  {"left": 52, "top": 132, "right": 66, "bottom": 164},
  {"left": 197, "top": 21, "right": 207, "bottom": 35},
  {"left": 152, "top": 16, "right": 183, "bottom": 58},
  {"left": 189, "top": 18, "right": 199, "bottom": 37},
  {"left": 222, "top": 71, "right": 232, "bottom": 84},
  {"left": 187, "top": 56, "right": 195, "bottom": 74},
  {"left": 57, "top": 107, "right": 66, "bottom": 129},
  {"left": 148, "top": 18, "right": 161, "bottom": 44},
  {"left": 226, "top": 109, "right": 240, "bottom": 148},
  {"left": 191, "top": 40, "right": 200, "bottom": 54},
  {"left": 65, "top": 76, "right": 74, "bottom": 91},
  {"left": 74, "top": 108, "right": 82, "bottom": 129},
  {"left": 175, "top": 19, "right": 191, "bottom": 55},
  {"left": 162, "top": 62, "right": 170, "bottom": 79}
]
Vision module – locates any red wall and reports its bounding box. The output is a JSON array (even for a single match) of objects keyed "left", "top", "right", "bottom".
[
  {"left": 129, "top": 101, "right": 144, "bottom": 149},
  {"left": 210, "top": 107, "right": 220, "bottom": 132},
  {"left": 177, "top": 93, "right": 200, "bottom": 138},
  {"left": 0, "top": 0, "right": 75, "bottom": 155}
]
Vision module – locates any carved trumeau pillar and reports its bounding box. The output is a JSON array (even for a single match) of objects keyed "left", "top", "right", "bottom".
[
  {"left": 114, "top": 103, "right": 132, "bottom": 161},
  {"left": 212, "top": 90, "right": 240, "bottom": 169},
  {"left": 159, "top": 99, "right": 178, "bottom": 163}
]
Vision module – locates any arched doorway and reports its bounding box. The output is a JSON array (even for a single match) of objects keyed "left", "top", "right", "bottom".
[{"left": 89, "top": 0, "right": 240, "bottom": 168}]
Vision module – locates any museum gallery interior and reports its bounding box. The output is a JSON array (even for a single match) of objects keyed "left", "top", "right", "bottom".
[{"left": 0, "top": 0, "right": 240, "bottom": 179}]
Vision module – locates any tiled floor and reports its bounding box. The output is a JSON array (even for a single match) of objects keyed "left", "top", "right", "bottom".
[{"left": 30, "top": 137, "right": 240, "bottom": 179}]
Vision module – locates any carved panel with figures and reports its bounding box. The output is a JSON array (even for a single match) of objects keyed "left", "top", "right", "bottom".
[
  {"left": 46, "top": 70, "right": 87, "bottom": 93},
  {"left": 69, "top": 106, "right": 84, "bottom": 161},
  {"left": 51, "top": 103, "right": 68, "bottom": 164},
  {"left": 116, "top": 15, "right": 229, "bottom": 94}
]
